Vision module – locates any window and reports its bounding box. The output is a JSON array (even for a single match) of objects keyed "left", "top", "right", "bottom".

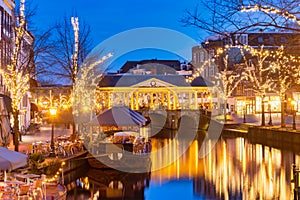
[
  {"left": 200, "top": 51, "right": 205, "bottom": 62},
  {"left": 235, "top": 34, "right": 248, "bottom": 45},
  {"left": 258, "top": 37, "right": 264, "bottom": 43},
  {"left": 269, "top": 37, "right": 274, "bottom": 43},
  {"left": 209, "top": 49, "right": 214, "bottom": 59},
  {"left": 209, "top": 65, "right": 215, "bottom": 77},
  {"left": 193, "top": 53, "right": 197, "bottom": 63},
  {"left": 281, "top": 37, "right": 286, "bottom": 43},
  {"left": 22, "top": 94, "right": 28, "bottom": 107}
]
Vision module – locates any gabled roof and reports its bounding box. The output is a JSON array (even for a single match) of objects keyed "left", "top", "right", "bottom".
[
  {"left": 191, "top": 76, "right": 214, "bottom": 87},
  {"left": 99, "top": 74, "right": 189, "bottom": 87},
  {"left": 119, "top": 59, "right": 181, "bottom": 73},
  {"left": 99, "top": 74, "right": 212, "bottom": 87}
]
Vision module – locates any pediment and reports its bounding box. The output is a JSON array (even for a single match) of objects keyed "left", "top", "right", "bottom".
[{"left": 132, "top": 78, "right": 176, "bottom": 88}]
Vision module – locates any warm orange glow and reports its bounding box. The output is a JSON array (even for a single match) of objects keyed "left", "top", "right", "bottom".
[
  {"left": 49, "top": 107, "right": 57, "bottom": 116},
  {"left": 150, "top": 136, "right": 294, "bottom": 199}
]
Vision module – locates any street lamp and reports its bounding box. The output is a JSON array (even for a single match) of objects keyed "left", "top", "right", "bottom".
[
  {"left": 268, "top": 101, "right": 273, "bottom": 126},
  {"left": 292, "top": 100, "right": 296, "bottom": 130},
  {"left": 49, "top": 107, "right": 57, "bottom": 157}
]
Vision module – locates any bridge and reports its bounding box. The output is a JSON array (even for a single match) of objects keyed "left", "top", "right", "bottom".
[{"left": 140, "top": 109, "right": 212, "bottom": 131}]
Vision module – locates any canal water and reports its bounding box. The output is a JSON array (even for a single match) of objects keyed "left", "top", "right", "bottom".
[{"left": 64, "top": 130, "right": 299, "bottom": 200}]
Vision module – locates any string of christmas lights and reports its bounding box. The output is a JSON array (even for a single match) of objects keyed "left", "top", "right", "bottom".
[{"left": 241, "top": 4, "right": 300, "bottom": 25}]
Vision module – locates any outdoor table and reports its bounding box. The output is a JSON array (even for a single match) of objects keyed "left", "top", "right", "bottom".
[
  {"left": 15, "top": 173, "right": 40, "bottom": 184},
  {"left": 5, "top": 180, "right": 26, "bottom": 185}
]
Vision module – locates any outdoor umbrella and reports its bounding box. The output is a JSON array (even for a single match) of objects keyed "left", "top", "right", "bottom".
[
  {"left": 96, "top": 106, "right": 147, "bottom": 126},
  {"left": 0, "top": 147, "right": 28, "bottom": 171}
]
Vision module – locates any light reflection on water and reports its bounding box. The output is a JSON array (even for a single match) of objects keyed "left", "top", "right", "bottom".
[{"left": 66, "top": 133, "right": 299, "bottom": 200}]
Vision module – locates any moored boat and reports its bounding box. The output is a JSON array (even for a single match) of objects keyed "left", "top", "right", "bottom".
[{"left": 87, "top": 131, "right": 152, "bottom": 172}]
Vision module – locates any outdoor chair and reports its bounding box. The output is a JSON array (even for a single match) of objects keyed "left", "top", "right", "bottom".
[
  {"left": 32, "top": 179, "right": 44, "bottom": 199},
  {"left": 1, "top": 191, "right": 12, "bottom": 199},
  {"left": 26, "top": 144, "right": 33, "bottom": 155},
  {"left": 63, "top": 144, "right": 74, "bottom": 157},
  {"left": 56, "top": 145, "right": 66, "bottom": 157},
  {"left": 17, "top": 185, "right": 30, "bottom": 199}
]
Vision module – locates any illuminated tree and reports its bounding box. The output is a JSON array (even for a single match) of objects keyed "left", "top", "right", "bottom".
[
  {"left": 187, "top": 46, "right": 246, "bottom": 121},
  {"left": 238, "top": 45, "right": 276, "bottom": 126},
  {"left": 1, "top": 0, "right": 29, "bottom": 151},
  {"left": 267, "top": 46, "right": 300, "bottom": 127},
  {"left": 215, "top": 53, "right": 246, "bottom": 121},
  {"left": 72, "top": 53, "right": 112, "bottom": 136}
]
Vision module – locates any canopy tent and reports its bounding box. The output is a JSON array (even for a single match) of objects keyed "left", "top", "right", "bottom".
[
  {"left": 94, "top": 106, "right": 147, "bottom": 127},
  {"left": 0, "top": 147, "right": 28, "bottom": 171}
]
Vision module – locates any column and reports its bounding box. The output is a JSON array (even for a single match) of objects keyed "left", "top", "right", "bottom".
[
  {"left": 124, "top": 92, "right": 128, "bottom": 107},
  {"left": 135, "top": 91, "right": 139, "bottom": 110},
  {"left": 173, "top": 92, "right": 177, "bottom": 110},
  {"left": 130, "top": 92, "right": 134, "bottom": 109},
  {"left": 161, "top": 92, "right": 165, "bottom": 108},
  {"left": 150, "top": 92, "right": 154, "bottom": 109},
  {"left": 108, "top": 92, "right": 111, "bottom": 108}
]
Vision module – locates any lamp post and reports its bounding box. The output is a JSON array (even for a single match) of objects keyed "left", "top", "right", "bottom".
[
  {"left": 292, "top": 100, "right": 296, "bottom": 130},
  {"left": 49, "top": 107, "right": 57, "bottom": 157},
  {"left": 268, "top": 101, "right": 273, "bottom": 126}
]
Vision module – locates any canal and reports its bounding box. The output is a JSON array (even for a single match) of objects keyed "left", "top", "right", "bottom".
[{"left": 64, "top": 130, "right": 299, "bottom": 200}]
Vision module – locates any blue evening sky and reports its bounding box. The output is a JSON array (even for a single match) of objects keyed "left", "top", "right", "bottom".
[
  {"left": 30, "top": 0, "right": 206, "bottom": 46},
  {"left": 25, "top": 0, "right": 208, "bottom": 69}
]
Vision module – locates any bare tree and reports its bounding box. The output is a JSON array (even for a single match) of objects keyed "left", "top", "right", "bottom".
[
  {"left": 181, "top": 0, "right": 300, "bottom": 42},
  {"left": 46, "top": 15, "right": 92, "bottom": 85}
]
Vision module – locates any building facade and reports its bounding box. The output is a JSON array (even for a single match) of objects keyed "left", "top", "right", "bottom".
[
  {"left": 97, "top": 60, "right": 219, "bottom": 116},
  {"left": 0, "top": 0, "right": 15, "bottom": 146},
  {"left": 193, "top": 31, "right": 300, "bottom": 115}
]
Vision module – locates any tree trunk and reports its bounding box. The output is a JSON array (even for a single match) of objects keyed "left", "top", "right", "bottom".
[
  {"left": 281, "top": 96, "right": 286, "bottom": 128},
  {"left": 261, "top": 96, "right": 265, "bottom": 126},
  {"left": 13, "top": 109, "right": 20, "bottom": 152}
]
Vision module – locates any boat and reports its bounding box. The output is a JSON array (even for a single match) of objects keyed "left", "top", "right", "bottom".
[{"left": 87, "top": 131, "right": 152, "bottom": 172}]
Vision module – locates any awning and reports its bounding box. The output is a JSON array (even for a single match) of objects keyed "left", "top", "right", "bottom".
[
  {"left": 0, "top": 146, "right": 28, "bottom": 171},
  {"left": 0, "top": 94, "right": 12, "bottom": 113},
  {"left": 95, "top": 106, "right": 147, "bottom": 127},
  {"left": 30, "top": 103, "right": 39, "bottom": 112}
]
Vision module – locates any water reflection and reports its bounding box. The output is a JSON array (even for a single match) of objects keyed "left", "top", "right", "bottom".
[
  {"left": 65, "top": 168, "right": 150, "bottom": 199},
  {"left": 150, "top": 135, "right": 296, "bottom": 199},
  {"left": 66, "top": 132, "right": 299, "bottom": 199}
]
